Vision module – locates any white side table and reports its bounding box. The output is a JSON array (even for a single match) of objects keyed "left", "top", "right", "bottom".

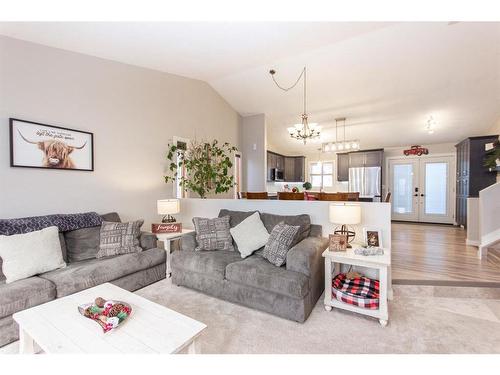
[
  {"left": 156, "top": 229, "right": 195, "bottom": 277},
  {"left": 322, "top": 246, "right": 391, "bottom": 326}
]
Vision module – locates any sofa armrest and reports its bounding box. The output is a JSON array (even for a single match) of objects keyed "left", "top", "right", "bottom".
[
  {"left": 139, "top": 232, "right": 158, "bottom": 250},
  {"left": 286, "top": 236, "right": 329, "bottom": 277},
  {"left": 180, "top": 231, "right": 197, "bottom": 252}
]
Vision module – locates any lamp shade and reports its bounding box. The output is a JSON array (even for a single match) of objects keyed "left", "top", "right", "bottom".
[
  {"left": 157, "top": 199, "right": 180, "bottom": 215},
  {"left": 329, "top": 203, "right": 361, "bottom": 225}
]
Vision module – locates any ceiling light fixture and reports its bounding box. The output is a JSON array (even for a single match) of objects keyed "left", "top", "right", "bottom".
[
  {"left": 322, "top": 117, "right": 360, "bottom": 153},
  {"left": 270, "top": 67, "right": 320, "bottom": 145}
]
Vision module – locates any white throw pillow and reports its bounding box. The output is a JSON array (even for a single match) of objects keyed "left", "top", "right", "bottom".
[
  {"left": 0, "top": 226, "right": 66, "bottom": 283},
  {"left": 229, "top": 212, "right": 270, "bottom": 258}
]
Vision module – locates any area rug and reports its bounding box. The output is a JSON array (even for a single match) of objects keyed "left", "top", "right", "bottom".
[{"left": 136, "top": 279, "right": 500, "bottom": 354}]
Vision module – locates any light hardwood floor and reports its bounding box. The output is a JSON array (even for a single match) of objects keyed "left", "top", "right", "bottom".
[{"left": 392, "top": 222, "right": 500, "bottom": 284}]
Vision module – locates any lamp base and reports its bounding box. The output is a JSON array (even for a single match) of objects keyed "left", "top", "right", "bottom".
[
  {"left": 161, "top": 215, "right": 177, "bottom": 223},
  {"left": 334, "top": 224, "right": 356, "bottom": 247}
]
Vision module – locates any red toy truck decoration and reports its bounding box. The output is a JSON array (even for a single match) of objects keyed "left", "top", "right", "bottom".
[{"left": 404, "top": 145, "right": 429, "bottom": 156}]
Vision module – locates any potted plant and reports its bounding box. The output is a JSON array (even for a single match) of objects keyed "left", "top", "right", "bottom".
[
  {"left": 303, "top": 181, "right": 312, "bottom": 191},
  {"left": 164, "top": 140, "right": 238, "bottom": 199},
  {"left": 484, "top": 139, "right": 500, "bottom": 172}
]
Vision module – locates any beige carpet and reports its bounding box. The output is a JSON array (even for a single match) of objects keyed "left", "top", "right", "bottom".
[{"left": 135, "top": 279, "right": 500, "bottom": 354}]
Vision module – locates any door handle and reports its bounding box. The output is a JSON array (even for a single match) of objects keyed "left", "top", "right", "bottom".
[
  {"left": 413, "top": 194, "right": 418, "bottom": 197},
  {"left": 420, "top": 194, "right": 425, "bottom": 197}
]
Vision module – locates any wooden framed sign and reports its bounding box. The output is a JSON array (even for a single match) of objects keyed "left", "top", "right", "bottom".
[
  {"left": 10, "top": 118, "right": 94, "bottom": 171},
  {"left": 152, "top": 223, "right": 183, "bottom": 234}
]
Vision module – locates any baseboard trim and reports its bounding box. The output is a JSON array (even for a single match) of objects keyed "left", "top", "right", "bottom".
[
  {"left": 393, "top": 279, "right": 500, "bottom": 288},
  {"left": 466, "top": 238, "right": 480, "bottom": 247}
]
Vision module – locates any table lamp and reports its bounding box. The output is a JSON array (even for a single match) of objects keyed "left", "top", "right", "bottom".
[
  {"left": 157, "top": 199, "right": 180, "bottom": 223},
  {"left": 329, "top": 203, "right": 361, "bottom": 248}
]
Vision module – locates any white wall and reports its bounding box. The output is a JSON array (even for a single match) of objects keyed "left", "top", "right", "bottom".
[
  {"left": 177, "top": 198, "right": 392, "bottom": 249},
  {"left": 0, "top": 36, "right": 240, "bottom": 227},
  {"left": 240, "top": 114, "right": 266, "bottom": 192}
]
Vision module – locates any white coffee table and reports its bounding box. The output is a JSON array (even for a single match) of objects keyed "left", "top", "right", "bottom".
[{"left": 12, "top": 282, "right": 206, "bottom": 354}]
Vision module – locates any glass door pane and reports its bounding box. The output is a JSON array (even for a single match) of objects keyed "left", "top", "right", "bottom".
[
  {"left": 424, "top": 162, "right": 447, "bottom": 215},
  {"left": 392, "top": 164, "right": 414, "bottom": 214}
]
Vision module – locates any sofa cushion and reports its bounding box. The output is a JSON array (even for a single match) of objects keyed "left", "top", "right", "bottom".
[
  {"left": 0, "top": 276, "right": 56, "bottom": 319},
  {"left": 260, "top": 212, "right": 311, "bottom": 246},
  {"left": 64, "top": 212, "right": 122, "bottom": 263},
  {"left": 39, "top": 248, "right": 165, "bottom": 297},
  {"left": 64, "top": 226, "right": 101, "bottom": 262},
  {"left": 0, "top": 226, "right": 66, "bottom": 283},
  {"left": 192, "top": 216, "right": 233, "bottom": 252},
  {"left": 218, "top": 209, "right": 258, "bottom": 228},
  {"left": 262, "top": 223, "right": 300, "bottom": 267},
  {"left": 230, "top": 212, "right": 270, "bottom": 259},
  {"left": 218, "top": 209, "right": 259, "bottom": 253},
  {"left": 225, "top": 256, "right": 309, "bottom": 299},
  {"left": 171, "top": 250, "right": 242, "bottom": 280},
  {"left": 96, "top": 220, "right": 144, "bottom": 259}
]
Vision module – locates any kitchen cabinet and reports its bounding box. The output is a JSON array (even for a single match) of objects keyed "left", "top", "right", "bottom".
[
  {"left": 348, "top": 149, "right": 384, "bottom": 168},
  {"left": 455, "top": 135, "right": 498, "bottom": 227},
  {"left": 348, "top": 152, "right": 365, "bottom": 168},
  {"left": 284, "top": 157, "right": 295, "bottom": 181},
  {"left": 294, "top": 156, "right": 305, "bottom": 182},
  {"left": 266, "top": 151, "right": 305, "bottom": 182},
  {"left": 337, "top": 153, "right": 349, "bottom": 181}
]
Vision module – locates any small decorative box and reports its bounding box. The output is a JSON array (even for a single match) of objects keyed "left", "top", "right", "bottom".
[
  {"left": 152, "top": 222, "right": 182, "bottom": 234},
  {"left": 329, "top": 234, "right": 347, "bottom": 252}
]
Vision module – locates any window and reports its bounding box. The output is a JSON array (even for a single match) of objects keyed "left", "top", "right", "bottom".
[{"left": 309, "top": 161, "right": 334, "bottom": 189}]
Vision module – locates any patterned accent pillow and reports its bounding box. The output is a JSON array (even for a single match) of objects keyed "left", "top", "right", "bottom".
[
  {"left": 96, "top": 220, "right": 144, "bottom": 259},
  {"left": 192, "top": 216, "right": 234, "bottom": 251},
  {"left": 263, "top": 222, "right": 300, "bottom": 267}
]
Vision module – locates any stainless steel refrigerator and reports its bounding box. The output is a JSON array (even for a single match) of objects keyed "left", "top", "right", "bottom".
[{"left": 348, "top": 166, "right": 382, "bottom": 201}]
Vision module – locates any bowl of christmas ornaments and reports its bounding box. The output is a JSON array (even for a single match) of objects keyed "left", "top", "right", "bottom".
[{"left": 78, "top": 297, "right": 132, "bottom": 333}]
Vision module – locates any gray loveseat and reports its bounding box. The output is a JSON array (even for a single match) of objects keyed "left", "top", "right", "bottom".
[
  {"left": 171, "top": 210, "right": 328, "bottom": 322},
  {"left": 0, "top": 212, "right": 165, "bottom": 347}
]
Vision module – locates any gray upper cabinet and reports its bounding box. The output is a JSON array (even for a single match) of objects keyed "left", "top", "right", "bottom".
[
  {"left": 348, "top": 152, "right": 365, "bottom": 168},
  {"left": 348, "top": 150, "right": 384, "bottom": 168},
  {"left": 284, "top": 157, "right": 295, "bottom": 181},
  {"left": 266, "top": 151, "right": 305, "bottom": 182},
  {"left": 294, "top": 156, "right": 305, "bottom": 182},
  {"left": 364, "top": 150, "right": 384, "bottom": 167},
  {"left": 337, "top": 153, "right": 349, "bottom": 181}
]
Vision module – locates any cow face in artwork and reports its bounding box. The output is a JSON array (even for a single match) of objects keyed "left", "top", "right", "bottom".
[{"left": 18, "top": 130, "right": 87, "bottom": 169}]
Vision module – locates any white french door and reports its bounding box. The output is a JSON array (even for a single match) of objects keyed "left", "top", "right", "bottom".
[{"left": 388, "top": 156, "right": 455, "bottom": 223}]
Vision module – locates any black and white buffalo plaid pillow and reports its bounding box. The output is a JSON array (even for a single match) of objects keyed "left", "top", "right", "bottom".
[
  {"left": 263, "top": 222, "right": 299, "bottom": 267},
  {"left": 97, "top": 220, "right": 143, "bottom": 258},
  {"left": 192, "top": 215, "right": 234, "bottom": 251}
]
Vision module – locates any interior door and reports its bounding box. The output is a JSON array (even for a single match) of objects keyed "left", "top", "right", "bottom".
[
  {"left": 418, "top": 156, "right": 455, "bottom": 223},
  {"left": 389, "top": 159, "right": 419, "bottom": 221}
]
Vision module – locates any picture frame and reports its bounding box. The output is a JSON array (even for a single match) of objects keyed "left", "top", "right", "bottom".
[
  {"left": 9, "top": 118, "right": 94, "bottom": 171},
  {"left": 329, "top": 233, "right": 348, "bottom": 252},
  {"left": 363, "top": 227, "right": 383, "bottom": 248}
]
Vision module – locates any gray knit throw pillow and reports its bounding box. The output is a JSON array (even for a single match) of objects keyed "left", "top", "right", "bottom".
[
  {"left": 263, "top": 222, "right": 300, "bottom": 267},
  {"left": 97, "top": 220, "right": 143, "bottom": 258},
  {"left": 193, "top": 215, "right": 234, "bottom": 251}
]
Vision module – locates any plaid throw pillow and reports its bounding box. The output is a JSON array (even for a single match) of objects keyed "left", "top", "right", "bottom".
[
  {"left": 263, "top": 222, "right": 299, "bottom": 267},
  {"left": 193, "top": 216, "right": 234, "bottom": 251},
  {"left": 96, "top": 220, "right": 143, "bottom": 258}
]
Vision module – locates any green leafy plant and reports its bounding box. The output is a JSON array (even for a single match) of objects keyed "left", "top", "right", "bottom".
[
  {"left": 484, "top": 139, "right": 500, "bottom": 171},
  {"left": 164, "top": 140, "right": 238, "bottom": 199},
  {"left": 302, "top": 181, "right": 312, "bottom": 191}
]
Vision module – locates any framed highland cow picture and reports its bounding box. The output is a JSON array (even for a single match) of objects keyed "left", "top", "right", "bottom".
[{"left": 9, "top": 118, "right": 94, "bottom": 171}]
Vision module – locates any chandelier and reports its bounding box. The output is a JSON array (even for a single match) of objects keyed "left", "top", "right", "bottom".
[
  {"left": 322, "top": 117, "right": 360, "bottom": 152},
  {"left": 270, "top": 67, "right": 320, "bottom": 144}
]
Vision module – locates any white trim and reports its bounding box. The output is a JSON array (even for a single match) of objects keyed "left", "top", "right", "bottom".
[{"left": 466, "top": 239, "right": 480, "bottom": 247}]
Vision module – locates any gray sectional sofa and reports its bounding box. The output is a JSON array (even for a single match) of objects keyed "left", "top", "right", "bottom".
[
  {"left": 0, "top": 212, "right": 165, "bottom": 347},
  {"left": 171, "top": 210, "right": 328, "bottom": 322}
]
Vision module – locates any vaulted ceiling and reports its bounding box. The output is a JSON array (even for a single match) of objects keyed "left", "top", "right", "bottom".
[{"left": 1, "top": 22, "right": 499, "bottom": 154}]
